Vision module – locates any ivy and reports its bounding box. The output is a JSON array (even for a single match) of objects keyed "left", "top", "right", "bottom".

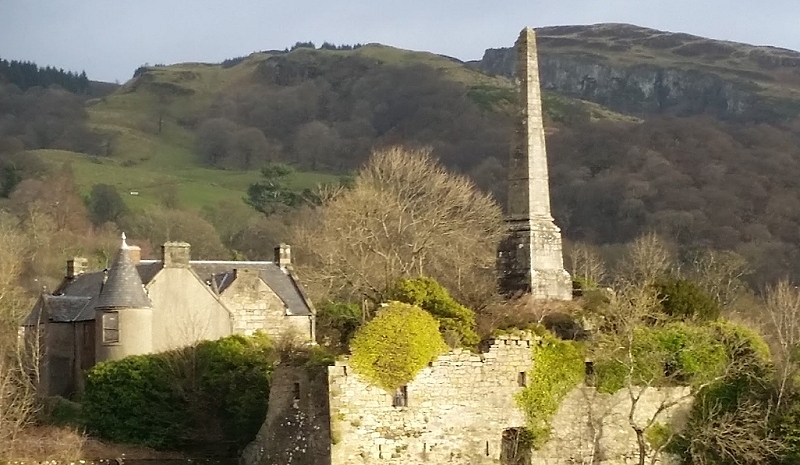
[
  {"left": 516, "top": 333, "right": 585, "bottom": 448},
  {"left": 389, "top": 277, "right": 480, "bottom": 347},
  {"left": 349, "top": 301, "right": 448, "bottom": 391}
]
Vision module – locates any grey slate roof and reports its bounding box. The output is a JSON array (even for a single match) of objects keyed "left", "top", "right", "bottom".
[
  {"left": 47, "top": 258, "right": 313, "bottom": 318},
  {"left": 191, "top": 261, "right": 313, "bottom": 316},
  {"left": 95, "top": 246, "right": 152, "bottom": 309},
  {"left": 23, "top": 295, "right": 94, "bottom": 325}
]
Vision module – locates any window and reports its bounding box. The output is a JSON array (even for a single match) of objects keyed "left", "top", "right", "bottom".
[
  {"left": 293, "top": 382, "right": 301, "bottom": 402},
  {"left": 102, "top": 311, "right": 119, "bottom": 344},
  {"left": 517, "top": 371, "right": 527, "bottom": 387},
  {"left": 393, "top": 385, "right": 408, "bottom": 407}
]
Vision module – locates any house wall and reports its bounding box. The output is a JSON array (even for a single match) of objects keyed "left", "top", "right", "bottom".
[
  {"left": 221, "top": 269, "right": 313, "bottom": 341},
  {"left": 148, "top": 268, "right": 232, "bottom": 351},
  {"left": 43, "top": 322, "right": 76, "bottom": 398}
]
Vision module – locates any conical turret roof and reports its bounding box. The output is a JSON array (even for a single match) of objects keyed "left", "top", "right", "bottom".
[{"left": 95, "top": 233, "right": 152, "bottom": 309}]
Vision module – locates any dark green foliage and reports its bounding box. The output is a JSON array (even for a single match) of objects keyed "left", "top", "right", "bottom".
[
  {"left": 38, "top": 396, "right": 84, "bottom": 428},
  {"left": 778, "top": 396, "right": 800, "bottom": 464},
  {"left": 315, "top": 300, "right": 362, "bottom": 352},
  {"left": 350, "top": 301, "right": 447, "bottom": 391},
  {"left": 87, "top": 183, "right": 128, "bottom": 225},
  {"left": 83, "top": 355, "right": 188, "bottom": 448},
  {"left": 0, "top": 58, "right": 89, "bottom": 93},
  {"left": 389, "top": 277, "right": 479, "bottom": 347},
  {"left": 656, "top": 278, "right": 721, "bottom": 321},
  {"left": 246, "top": 163, "right": 303, "bottom": 215},
  {"left": 516, "top": 333, "right": 585, "bottom": 448},
  {"left": 83, "top": 334, "right": 275, "bottom": 450}
]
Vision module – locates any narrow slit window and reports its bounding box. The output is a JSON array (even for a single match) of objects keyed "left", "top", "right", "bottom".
[
  {"left": 293, "top": 382, "right": 301, "bottom": 401},
  {"left": 517, "top": 371, "right": 527, "bottom": 387},
  {"left": 393, "top": 385, "right": 408, "bottom": 407},
  {"left": 102, "top": 311, "right": 119, "bottom": 344}
]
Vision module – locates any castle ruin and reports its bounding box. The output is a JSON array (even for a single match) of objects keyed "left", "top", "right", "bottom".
[{"left": 498, "top": 28, "right": 572, "bottom": 300}]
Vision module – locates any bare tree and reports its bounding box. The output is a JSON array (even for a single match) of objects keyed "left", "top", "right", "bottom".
[
  {"left": 291, "top": 146, "right": 504, "bottom": 308},
  {"left": 686, "top": 249, "right": 749, "bottom": 309},
  {"left": 616, "top": 232, "right": 673, "bottom": 286},
  {"left": 764, "top": 279, "right": 800, "bottom": 411},
  {"left": 0, "top": 213, "right": 38, "bottom": 452},
  {"left": 568, "top": 241, "right": 606, "bottom": 289}
]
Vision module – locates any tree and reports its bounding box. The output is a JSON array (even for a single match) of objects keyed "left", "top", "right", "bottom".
[
  {"left": 290, "top": 146, "right": 504, "bottom": 307},
  {"left": 87, "top": 183, "right": 128, "bottom": 225},
  {"left": 245, "top": 163, "right": 304, "bottom": 216},
  {"left": 764, "top": 279, "right": 800, "bottom": 412}
]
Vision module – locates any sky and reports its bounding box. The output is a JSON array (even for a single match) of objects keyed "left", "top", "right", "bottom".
[{"left": 1, "top": 0, "right": 798, "bottom": 83}]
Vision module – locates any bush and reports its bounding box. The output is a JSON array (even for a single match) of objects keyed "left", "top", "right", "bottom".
[
  {"left": 656, "top": 278, "right": 720, "bottom": 321},
  {"left": 594, "top": 323, "right": 728, "bottom": 394},
  {"left": 315, "top": 300, "right": 362, "bottom": 352},
  {"left": 516, "top": 333, "right": 585, "bottom": 448},
  {"left": 83, "top": 333, "right": 275, "bottom": 450},
  {"left": 349, "top": 301, "right": 447, "bottom": 391},
  {"left": 389, "top": 277, "right": 479, "bottom": 347}
]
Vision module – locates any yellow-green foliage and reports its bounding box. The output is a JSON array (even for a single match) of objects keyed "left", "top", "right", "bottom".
[
  {"left": 594, "top": 323, "right": 730, "bottom": 394},
  {"left": 645, "top": 422, "right": 673, "bottom": 450},
  {"left": 516, "top": 333, "right": 585, "bottom": 448},
  {"left": 349, "top": 301, "right": 448, "bottom": 391},
  {"left": 390, "top": 277, "right": 479, "bottom": 347}
]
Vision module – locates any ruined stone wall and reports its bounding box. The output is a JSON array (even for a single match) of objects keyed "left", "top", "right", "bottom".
[
  {"left": 328, "top": 335, "right": 532, "bottom": 465},
  {"left": 532, "top": 385, "right": 692, "bottom": 465}
]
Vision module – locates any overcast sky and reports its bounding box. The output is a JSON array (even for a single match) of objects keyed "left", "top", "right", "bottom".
[{"left": 1, "top": 0, "right": 797, "bottom": 83}]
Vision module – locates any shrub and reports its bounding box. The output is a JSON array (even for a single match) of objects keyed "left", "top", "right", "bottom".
[
  {"left": 516, "top": 333, "right": 585, "bottom": 448},
  {"left": 656, "top": 278, "right": 720, "bottom": 321},
  {"left": 83, "top": 355, "right": 187, "bottom": 448},
  {"left": 83, "top": 333, "right": 275, "bottom": 450},
  {"left": 389, "top": 277, "right": 479, "bottom": 347},
  {"left": 349, "top": 301, "right": 447, "bottom": 391},
  {"left": 594, "top": 323, "right": 728, "bottom": 394},
  {"left": 315, "top": 300, "right": 362, "bottom": 351}
]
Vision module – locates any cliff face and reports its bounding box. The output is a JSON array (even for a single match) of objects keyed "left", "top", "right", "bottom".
[{"left": 472, "top": 24, "right": 800, "bottom": 122}]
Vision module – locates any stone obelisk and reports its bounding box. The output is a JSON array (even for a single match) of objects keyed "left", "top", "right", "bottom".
[{"left": 497, "top": 28, "right": 572, "bottom": 300}]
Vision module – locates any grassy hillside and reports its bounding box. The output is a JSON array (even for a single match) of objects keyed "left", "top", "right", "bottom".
[{"left": 35, "top": 43, "right": 627, "bottom": 211}]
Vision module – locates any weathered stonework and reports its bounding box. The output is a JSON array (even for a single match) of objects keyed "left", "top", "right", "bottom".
[
  {"left": 498, "top": 27, "right": 572, "bottom": 300},
  {"left": 531, "top": 385, "right": 692, "bottom": 465},
  {"left": 245, "top": 334, "right": 532, "bottom": 465},
  {"left": 221, "top": 268, "right": 312, "bottom": 340}
]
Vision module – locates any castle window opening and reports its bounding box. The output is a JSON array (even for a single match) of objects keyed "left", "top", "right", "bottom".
[
  {"left": 102, "top": 311, "right": 119, "bottom": 344},
  {"left": 518, "top": 371, "right": 527, "bottom": 387},
  {"left": 393, "top": 385, "right": 408, "bottom": 407},
  {"left": 293, "top": 382, "right": 301, "bottom": 401}
]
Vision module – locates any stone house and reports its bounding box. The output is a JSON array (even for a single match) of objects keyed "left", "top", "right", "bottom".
[{"left": 23, "top": 236, "right": 316, "bottom": 398}]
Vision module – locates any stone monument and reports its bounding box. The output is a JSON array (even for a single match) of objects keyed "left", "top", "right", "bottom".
[{"left": 498, "top": 28, "right": 572, "bottom": 300}]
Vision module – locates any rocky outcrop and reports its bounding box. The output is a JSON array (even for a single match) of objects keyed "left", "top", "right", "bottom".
[{"left": 471, "top": 24, "right": 800, "bottom": 122}]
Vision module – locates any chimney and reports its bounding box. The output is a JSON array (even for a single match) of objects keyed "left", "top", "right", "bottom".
[
  {"left": 127, "top": 245, "right": 141, "bottom": 264},
  {"left": 162, "top": 242, "right": 191, "bottom": 268},
  {"left": 274, "top": 244, "right": 291, "bottom": 268},
  {"left": 66, "top": 257, "right": 89, "bottom": 278}
]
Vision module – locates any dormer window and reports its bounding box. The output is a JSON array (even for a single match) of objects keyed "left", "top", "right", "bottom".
[{"left": 102, "top": 311, "right": 119, "bottom": 344}]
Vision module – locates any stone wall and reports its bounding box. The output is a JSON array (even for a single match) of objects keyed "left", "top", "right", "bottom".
[
  {"left": 531, "top": 385, "right": 692, "bottom": 465},
  {"left": 328, "top": 334, "right": 532, "bottom": 465},
  {"left": 243, "top": 332, "right": 694, "bottom": 465},
  {"left": 220, "top": 269, "right": 313, "bottom": 341}
]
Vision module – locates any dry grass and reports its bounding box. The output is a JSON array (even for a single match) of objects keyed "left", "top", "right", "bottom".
[
  {"left": 0, "top": 426, "right": 190, "bottom": 461},
  {"left": 0, "top": 426, "right": 86, "bottom": 461}
]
